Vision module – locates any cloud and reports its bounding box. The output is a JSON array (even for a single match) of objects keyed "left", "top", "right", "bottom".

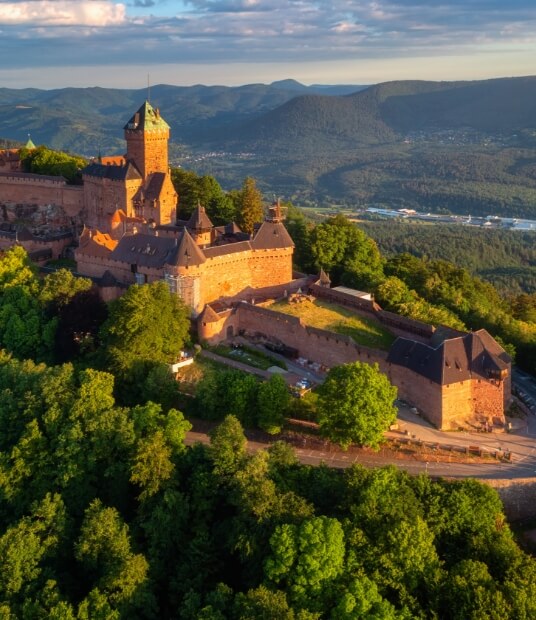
[
  {"left": 0, "top": 0, "right": 535, "bottom": 82},
  {"left": 0, "top": 1, "right": 126, "bottom": 26}
]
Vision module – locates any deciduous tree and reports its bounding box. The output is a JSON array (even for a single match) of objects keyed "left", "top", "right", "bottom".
[{"left": 317, "top": 362, "right": 397, "bottom": 450}]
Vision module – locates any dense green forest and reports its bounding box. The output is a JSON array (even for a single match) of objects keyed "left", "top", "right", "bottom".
[
  {"left": 2, "top": 350, "right": 536, "bottom": 618},
  {"left": 358, "top": 221, "right": 536, "bottom": 294}
]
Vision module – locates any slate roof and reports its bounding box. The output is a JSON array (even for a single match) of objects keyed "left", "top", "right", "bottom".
[
  {"left": 83, "top": 161, "right": 141, "bottom": 181},
  {"left": 387, "top": 331, "right": 510, "bottom": 385},
  {"left": 124, "top": 101, "right": 170, "bottom": 133},
  {"left": 251, "top": 221, "right": 294, "bottom": 250},
  {"left": 214, "top": 222, "right": 243, "bottom": 235},
  {"left": 144, "top": 172, "right": 166, "bottom": 201},
  {"left": 166, "top": 228, "right": 207, "bottom": 267},
  {"left": 187, "top": 204, "right": 213, "bottom": 230},
  {"left": 109, "top": 233, "right": 176, "bottom": 268},
  {"left": 204, "top": 240, "right": 252, "bottom": 259}
]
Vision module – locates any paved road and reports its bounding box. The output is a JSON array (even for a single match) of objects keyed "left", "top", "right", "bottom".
[
  {"left": 185, "top": 415, "right": 536, "bottom": 480},
  {"left": 513, "top": 367, "right": 536, "bottom": 415}
]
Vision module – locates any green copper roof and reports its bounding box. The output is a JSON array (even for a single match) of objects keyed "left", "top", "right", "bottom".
[
  {"left": 123, "top": 101, "right": 170, "bottom": 132},
  {"left": 25, "top": 136, "right": 36, "bottom": 150}
]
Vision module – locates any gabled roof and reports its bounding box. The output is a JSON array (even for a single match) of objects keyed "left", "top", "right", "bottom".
[
  {"left": 387, "top": 330, "right": 510, "bottom": 385},
  {"left": 83, "top": 161, "right": 141, "bottom": 181},
  {"left": 124, "top": 101, "right": 170, "bottom": 133},
  {"left": 203, "top": 240, "right": 252, "bottom": 258},
  {"left": 251, "top": 221, "right": 294, "bottom": 250},
  {"left": 167, "top": 228, "right": 206, "bottom": 268},
  {"left": 144, "top": 172, "right": 166, "bottom": 201},
  {"left": 77, "top": 228, "right": 118, "bottom": 257},
  {"left": 199, "top": 304, "right": 221, "bottom": 323},
  {"left": 109, "top": 233, "right": 176, "bottom": 268},
  {"left": 187, "top": 204, "right": 213, "bottom": 230}
]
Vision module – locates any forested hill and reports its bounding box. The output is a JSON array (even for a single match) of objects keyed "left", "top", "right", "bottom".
[
  {"left": 1, "top": 76, "right": 535, "bottom": 155},
  {"left": 0, "top": 81, "right": 365, "bottom": 154},
  {"left": 223, "top": 76, "right": 536, "bottom": 153}
]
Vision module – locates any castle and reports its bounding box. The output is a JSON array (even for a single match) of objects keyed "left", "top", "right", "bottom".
[{"left": 0, "top": 102, "right": 511, "bottom": 430}]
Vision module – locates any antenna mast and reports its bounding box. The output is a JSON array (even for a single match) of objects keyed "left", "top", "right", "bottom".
[{"left": 147, "top": 74, "right": 151, "bottom": 103}]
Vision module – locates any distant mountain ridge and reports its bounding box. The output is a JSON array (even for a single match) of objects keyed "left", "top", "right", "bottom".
[
  {"left": 0, "top": 80, "right": 366, "bottom": 154},
  {"left": 220, "top": 76, "right": 536, "bottom": 154},
  {"left": 1, "top": 76, "right": 535, "bottom": 156}
]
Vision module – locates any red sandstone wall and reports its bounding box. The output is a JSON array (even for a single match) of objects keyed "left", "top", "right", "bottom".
[
  {"left": 236, "top": 304, "right": 388, "bottom": 371},
  {"left": 199, "top": 309, "right": 237, "bottom": 343},
  {"left": 472, "top": 378, "right": 506, "bottom": 425},
  {"left": 385, "top": 363, "right": 444, "bottom": 428},
  {"left": 0, "top": 175, "right": 65, "bottom": 206},
  {"left": 0, "top": 236, "right": 72, "bottom": 260},
  {"left": 178, "top": 248, "right": 293, "bottom": 307},
  {"left": 60, "top": 186, "right": 83, "bottom": 217},
  {"left": 250, "top": 250, "right": 293, "bottom": 290},
  {"left": 441, "top": 380, "right": 474, "bottom": 429},
  {"left": 125, "top": 130, "right": 169, "bottom": 178},
  {"left": 83, "top": 176, "right": 141, "bottom": 231}
]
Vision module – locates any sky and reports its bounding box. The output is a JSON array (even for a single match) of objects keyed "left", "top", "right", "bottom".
[{"left": 0, "top": 0, "right": 535, "bottom": 89}]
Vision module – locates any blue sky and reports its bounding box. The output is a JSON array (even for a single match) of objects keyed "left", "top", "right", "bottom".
[{"left": 0, "top": 0, "right": 535, "bottom": 88}]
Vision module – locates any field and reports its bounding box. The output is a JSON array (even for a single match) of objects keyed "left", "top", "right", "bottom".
[{"left": 269, "top": 298, "right": 395, "bottom": 351}]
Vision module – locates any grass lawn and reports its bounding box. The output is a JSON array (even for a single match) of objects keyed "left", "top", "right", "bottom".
[
  {"left": 210, "top": 344, "right": 287, "bottom": 370},
  {"left": 270, "top": 298, "right": 395, "bottom": 351}
]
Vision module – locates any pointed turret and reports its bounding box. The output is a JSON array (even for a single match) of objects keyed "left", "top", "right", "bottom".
[
  {"left": 25, "top": 135, "right": 36, "bottom": 150},
  {"left": 167, "top": 228, "right": 207, "bottom": 268},
  {"left": 187, "top": 203, "right": 213, "bottom": 246},
  {"left": 187, "top": 203, "right": 213, "bottom": 231},
  {"left": 318, "top": 268, "right": 331, "bottom": 288}
]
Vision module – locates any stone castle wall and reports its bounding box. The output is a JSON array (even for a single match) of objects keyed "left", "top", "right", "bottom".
[
  {"left": 472, "top": 378, "right": 507, "bottom": 425},
  {"left": 125, "top": 129, "right": 169, "bottom": 177},
  {"left": 230, "top": 303, "right": 388, "bottom": 370},
  {"left": 0, "top": 234, "right": 72, "bottom": 261},
  {"left": 199, "top": 303, "right": 507, "bottom": 430},
  {"left": 0, "top": 173, "right": 83, "bottom": 215},
  {"left": 82, "top": 175, "right": 141, "bottom": 229}
]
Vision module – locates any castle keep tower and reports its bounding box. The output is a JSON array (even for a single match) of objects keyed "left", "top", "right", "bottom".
[{"left": 124, "top": 101, "right": 169, "bottom": 178}]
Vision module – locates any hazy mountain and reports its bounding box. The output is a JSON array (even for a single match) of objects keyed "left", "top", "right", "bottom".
[
  {"left": 0, "top": 80, "right": 365, "bottom": 154},
  {"left": 217, "top": 77, "right": 536, "bottom": 154}
]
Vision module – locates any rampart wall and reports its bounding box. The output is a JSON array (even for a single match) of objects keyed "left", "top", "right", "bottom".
[
  {"left": 0, "top": 173, "right": 83, "bottom": 214},
  {"left": 0, "top": 234, "right": 72, "bottom": 261},
  {"left": 234, "top": 303, "right": 388, "bottom": 370},
  {"left": 486, "top": 479, "right": 536, "bottom": 522}
]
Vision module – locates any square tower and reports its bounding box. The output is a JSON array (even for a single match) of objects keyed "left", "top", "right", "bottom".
[{"left": 124, "top": 101, "right": 170, "bottom": 178}]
